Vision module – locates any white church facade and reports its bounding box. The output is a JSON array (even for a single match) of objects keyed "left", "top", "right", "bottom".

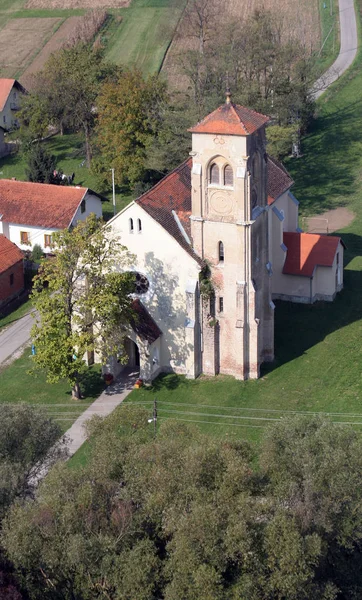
[{"left": 105, "top": 99, "right": 344, "bottom": 382}]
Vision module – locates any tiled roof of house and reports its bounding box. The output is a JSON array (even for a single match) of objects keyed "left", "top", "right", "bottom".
[
  {"left": 136, "top": 158, "right": 201, "bottom": 263},
  {"left": 0, "top": 234, "right": 23, "bottom": 274},
  {"left": 0, "top": 79, "right": 25, "bottom": 111},
  {"left": 283, "top": 232, "right": 343, "bottom": 277},
  {"left": 131, "top": 299, "right": 162, "bottom": 344},
  {"left": 0, "top": 180, "right": 89, "bottom": 229},
  {"left": 267, "top": 155, "right": 294, "bottom": 205},
  {"left": 189, "top": 102, "right": 269, "bottom": 136}
]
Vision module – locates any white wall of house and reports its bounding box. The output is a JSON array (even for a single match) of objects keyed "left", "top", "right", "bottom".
[
  {"left": 0, "top": 87, "right": 21, "bottom": 130},
  {"left": 109, "top": 203, "right": 201, "bottom": 379},
  {"left": 72, "top": 192, "right": 103, "bottom": 223},
  {"left": 7, "top": 223, "right": 61, "bottom": 252}
]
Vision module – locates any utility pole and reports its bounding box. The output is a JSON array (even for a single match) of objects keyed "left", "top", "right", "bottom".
[
  {"left": 110, "top": 168, "right": 116, "bottom": 216},
  {"left": 153, "top": 398, "right": 157, "bottom": 438}
]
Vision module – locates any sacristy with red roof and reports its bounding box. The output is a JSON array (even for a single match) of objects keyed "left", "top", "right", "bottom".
[
  {"left": 0, "top": 179, "right": 104, "bottom": 253},
  {"left": 103, "top": 98, "right": 344, "bottom": 384}
]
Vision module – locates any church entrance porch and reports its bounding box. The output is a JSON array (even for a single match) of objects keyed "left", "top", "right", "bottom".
[{"left": 124, "top": 337, "right": 140, "bottom": 369}]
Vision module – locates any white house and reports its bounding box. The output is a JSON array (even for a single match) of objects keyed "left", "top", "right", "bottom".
[
  {"left": 0, "top": 179, "right": 104, "bottom": 252},
  {"left": 0, "top": 79, "right": 26, "bottom": 130}
]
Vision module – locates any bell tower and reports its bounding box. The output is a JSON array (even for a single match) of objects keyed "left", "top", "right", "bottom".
[{"left": 189, "top": 97, "right": 274, "bottom": 379}]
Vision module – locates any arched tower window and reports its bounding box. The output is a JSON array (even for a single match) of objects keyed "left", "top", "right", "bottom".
[
  {"left": 251, "top": 189, "right": 258, "bottom": 209},
  {"left": 129, "top": 218, "right": 134, "bottom": 233},
  {"left": 224, "top": 164, "right": 233, "bottom": 187},
  {"left": 137, "top": 218, "right": 142, "bottom": 233},
  {"left": 210, "top": 163, "right": 219, "bottom": 185},
  {"left": 218, "top": 241, "right": 224, "bottom": 262}
]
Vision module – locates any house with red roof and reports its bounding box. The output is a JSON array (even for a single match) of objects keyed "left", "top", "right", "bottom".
[
  {"left": 0, "top": 235, "right": 24, "bottom": 308},
  {"left": 102, "top": 97, "right": 343, "bottom": 383},
  {"left": 0, "top": 79, "right": 26, "bottom": 131},
  {"left": 0, "top": 180, "right": 103, "bottom": 253}
]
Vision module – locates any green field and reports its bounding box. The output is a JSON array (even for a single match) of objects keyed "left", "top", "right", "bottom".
[
  {"left": 104, "top": 0, "right": 187, "bottom": 75},
  {"left": 0, "top": 349, "right": 104, "bottom": 432},
  {"left": 315, "top": 0, "right": 340, "bottom": 74}
]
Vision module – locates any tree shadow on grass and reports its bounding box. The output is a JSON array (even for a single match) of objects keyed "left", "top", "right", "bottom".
[
  {"left": 285, "top": 98, "right": 362, "bottom": 216},
  {"left": 262, "top": 233, "right": 362, "bottom": 373},
  {"left": 63, "top": 367, "right": 104, "bottom": 400}
]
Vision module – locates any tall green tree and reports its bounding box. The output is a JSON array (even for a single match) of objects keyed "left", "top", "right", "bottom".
[
  {"left": 25, "top": 143, "right": 56, "bottom": 184},
  {"left": 93, "top": 69, "right": 166, "bottom": 189},
  {"left": 3, "top": 413, "right": 362, "bottom": 599},
  {"left": 30, "top": 214, "right": 135, "bottom": 399},
  {"left": 20, "top": 44, "right": 113, "bottom": 167}
]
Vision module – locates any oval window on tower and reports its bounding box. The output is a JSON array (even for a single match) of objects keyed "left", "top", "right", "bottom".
[
  {"left": 210, "top": 163, "right": 220, "bottom": 185},
  {"left": 224, "top": 164, "right": 233, "bottom": 187}
]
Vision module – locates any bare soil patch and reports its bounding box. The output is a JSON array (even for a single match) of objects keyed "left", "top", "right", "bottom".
[
  {"left": 25, "top": 0, "right": 130, "bottom": 7},
  {"left": 304, "top": 207, "right": 355, "bottom": 234},
  {"left": 0, "top": 18, "right": 61, "bottom": 78},
  {"left": 163, "top": 0, "right": 320, "bottom": 91},
  {"left": 20, "top": 16, "right": 83, "bottom": 87}
]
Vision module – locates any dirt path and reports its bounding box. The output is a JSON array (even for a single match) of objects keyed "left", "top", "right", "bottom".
[{"left": 304, "top": 207, "right": 355, "bottom": 233}]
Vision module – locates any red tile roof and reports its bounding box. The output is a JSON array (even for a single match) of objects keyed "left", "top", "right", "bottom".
[
  {"left": 0, "top": 180, "right": 88, "bottom": 229},
  {"left": 131, "top": 299, "right": 162, "bottom": 343},
  {"left": 0, "top": 79, "right": 25, "bottom": 111},
  {"left": 283, "top": 232, "right": 343, "bottom": 277},
  {"left": 267, "top": 156, "right": 294, "bottom": 205},
  {"left": 189, "top": 102, "right": 269, "bottom": 136},
  {"left": 0, "top": 234, "right": 23, "bottom": 274},
  {"left": 136, "top": 158, "right": 201, "bottom": 262}
]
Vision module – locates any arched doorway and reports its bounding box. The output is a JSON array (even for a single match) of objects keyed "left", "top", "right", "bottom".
[{"left": 124, "top": 337, "right": 140, "bottom": 369}]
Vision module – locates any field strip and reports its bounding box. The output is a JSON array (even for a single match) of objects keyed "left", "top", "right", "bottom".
[
  {"left": 21, "top": 16, "right": 83, "bottom": 86},
  {"left": 158, "top": 417, "right": 266, "bottom": 429},
  {"left": 25, "top": 0, "right": 131, "bottom": 8}
]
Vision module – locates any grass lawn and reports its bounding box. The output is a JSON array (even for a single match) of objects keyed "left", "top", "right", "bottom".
[
  {"left": 0, "top": 349, "right": 104, "bottom": 432},
  {"left": 0, "top": 133, "right": 134, "bottom": 218},
  {"left": 315, "top": 0, "right": 340, "bottom": 75}
]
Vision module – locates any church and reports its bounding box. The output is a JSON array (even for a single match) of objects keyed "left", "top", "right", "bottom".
[{"left": 104, "top": 97, "right": 345, "bottom": 382}]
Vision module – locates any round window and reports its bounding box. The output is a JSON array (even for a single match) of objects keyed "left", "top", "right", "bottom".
[{"left": 134, "top": 272, "right": 149, "bottom": 294}]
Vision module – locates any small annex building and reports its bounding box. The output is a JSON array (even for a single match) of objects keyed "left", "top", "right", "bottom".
[
  {"left": 0, "top": 180, "right": 104, "bottom": 252},
  {"left": 0, "top": 79, "right": 26, "bottom": 131},
  {"left": 0, "top": 234, "right": 24, "bottom": 308},
  {"left": 103, "top": 99, "right": 344, "bottom": 383}
]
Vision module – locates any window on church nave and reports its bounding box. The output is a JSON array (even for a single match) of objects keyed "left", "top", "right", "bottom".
[
  {"left": 218, "top": 241, "right": 224, "bottom": 262},
  {"left": 223, "top": 164, "right": 233, "bottom": 187},
  {"left": 137, "top": 218, "right": 142, "bottom": 233},
  {"left": 129, "top": 218, "right": 134, "bottom": 233},
  {"left": 210, "top": 163, "right": 219, "bottom": 185}
]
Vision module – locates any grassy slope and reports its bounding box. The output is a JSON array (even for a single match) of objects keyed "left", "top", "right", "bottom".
[
  {"left": 0, "top": 298, "right": 32, "bottom": 329},
  {"left": 122, "top": 1, "right": 362, "bottom": 445},
  {"left": 315, "top": 0, "right": 340, "bottom": 74},
  {"left": 0, "top": 349, "right": 104, "bottom": 432}
]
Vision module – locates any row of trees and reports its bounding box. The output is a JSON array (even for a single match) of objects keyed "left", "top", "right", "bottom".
[
  {"left": 1, "top": 409, "right": 362, "bottom": 599},
  {"left": 19, "top": 4, "right": 318, "bottom": 193}
]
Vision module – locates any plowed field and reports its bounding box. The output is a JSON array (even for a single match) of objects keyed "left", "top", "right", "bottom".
[
  {"left": 0, "top": 17, "right": 61, "bottom": 78},
  {"left": 20, "top": 16, "right": 83, "bottom": 89}
]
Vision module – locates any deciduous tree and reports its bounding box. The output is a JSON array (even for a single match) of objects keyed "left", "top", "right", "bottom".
[
  {"left": 93, "top": 69, "right": 166, "bottom": 189},
  {"left": 30, "top": 214, "right": 135, "bottom": 399}
]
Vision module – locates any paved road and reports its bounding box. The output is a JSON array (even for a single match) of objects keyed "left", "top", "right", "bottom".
[
  {"left": 0, "top": 311, "right": 35, "bottom": 365},
  {"left": 313, "top": 0, "right": 358, "bottom": 99}
]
